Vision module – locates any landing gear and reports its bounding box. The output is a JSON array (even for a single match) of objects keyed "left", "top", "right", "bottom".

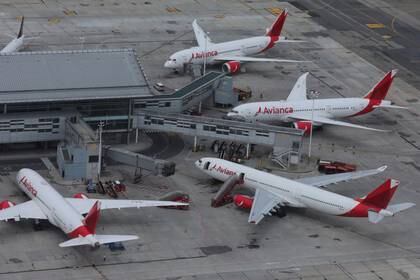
[
  {"left": 33, "top": 219, "right": 43, "bottom": 231},
  {"left": 275, "top": 207, "right": 287, "bottom": 218}
]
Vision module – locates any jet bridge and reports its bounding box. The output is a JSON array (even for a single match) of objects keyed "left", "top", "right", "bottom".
[
  {"left": 134, "top": 111, "right": 304, "bottom": 167},
  {"left": 104, "top": 147, "right": 175, "bottom": 178}
]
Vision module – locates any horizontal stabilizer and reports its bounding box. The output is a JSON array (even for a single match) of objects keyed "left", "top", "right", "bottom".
[
  {"left": 276, "top": 39, "right": 306, "bottom": 43},
  {"left": 368, "top": 210, "right": 384, "bottom": 224},
  {"left": 59, "top": 234, "right": 138, "bottom": 247},
  {"left": 387, "top": 202, "right": 416, "bottom": 214},
  {"left": 373, "top": 104, "right": 408, "bottom": 110}
]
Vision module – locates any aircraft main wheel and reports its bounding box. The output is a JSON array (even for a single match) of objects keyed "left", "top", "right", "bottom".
[
  {"left": 33, "top": 220, "right": 43, "bottom": 231},
  {"left": 276, "top": 207, "right": 287, "bottom": 218}
]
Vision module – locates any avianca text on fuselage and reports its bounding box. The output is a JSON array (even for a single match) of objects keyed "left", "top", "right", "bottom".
[
  {"left": 19, "top": 176, "right": 38, "bottom": 197},
  {"left": 192, "top": 50, "right": 218, "bottom": 59},
  {"left": 256, "top": 106, "right": 294, "bottom": 115},
  {"left": 212, "top": 164, "right": 237, "bottom": 176}
]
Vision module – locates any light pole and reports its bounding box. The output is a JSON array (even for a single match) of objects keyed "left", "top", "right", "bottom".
[
  {"left": 97, "top": 121, "right": 104, "bottom": 181},
  {"left": 203, "top": 32, "right": 209, "bottom": 75},
  {"left": 308, "top": 90, "right": 320, "bottom": 158}
]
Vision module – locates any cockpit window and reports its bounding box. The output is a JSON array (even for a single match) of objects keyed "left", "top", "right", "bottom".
[
  {"left": 231, "top": 110, "right": 239, "bottom": 114},
  {"left": 204, "top": 161, "right": 210, "bottom": 170}
]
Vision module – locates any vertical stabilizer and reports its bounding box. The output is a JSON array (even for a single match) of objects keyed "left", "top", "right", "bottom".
[
  {"left": 84, "top": 201, "right": 101, "bottom": 234},
  {"left": 17, "top": 16, "right": 24, "bottom": 38},
  {"left": 363, "top": 69, "right": 398, "bottom": 100},
  {"left": 266, "top": 9, "right": 288, "bottom": 37},
  {"left": 362, "top": 179, "right": 398, "bottom": 209}
]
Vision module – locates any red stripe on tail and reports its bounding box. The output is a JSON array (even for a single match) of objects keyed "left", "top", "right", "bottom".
[
  {"left": 351, "top": 70, "right": 398, "bottom": 116},
  {"left": 364, "top": 69, "right": 398, "bottom": 100},
  {"left": 84, "top": 201, "right": 101, "bottom": 234},
  {"left": 342, "top": 179, "right": 399, "bottom": 217},
  {"left": 266, "top": 9, "right": 288, "bottom": 37},
  {"left": 361, "top": 179, "right": 399, "bottom": 209}
]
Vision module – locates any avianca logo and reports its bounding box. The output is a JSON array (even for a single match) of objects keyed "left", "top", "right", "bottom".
[
  {"left": 192, "top": 51, "right": 218, "bottom": 59},
  {"left": 256, "top": 106, "right": 293, "bottom": 115},
  {"left": 212, "top": 165, "right": 236, "bottom": 176},
  {"left": 19, "top": 176, "right": 38, "bottom": 197}
]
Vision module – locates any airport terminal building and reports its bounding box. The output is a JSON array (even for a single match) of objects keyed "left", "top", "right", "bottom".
[{"left": 0, "top": 48, "right": 303, "bottom": 180}]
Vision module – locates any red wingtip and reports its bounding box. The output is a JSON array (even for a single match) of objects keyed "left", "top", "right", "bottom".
[
  {"left": 364, "top": 69, "right": 398, "bottom": 100},
  {"left": 84, "top": 201, "right": 101, "bottom": 234},
  {"left": 266, "top": 8, "right": 288, "bottom": 37}
]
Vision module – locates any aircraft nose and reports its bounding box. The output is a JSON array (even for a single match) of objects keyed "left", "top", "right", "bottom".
[
  {"left": 164, "top": 61, "right": 170, "bottom": 68},
  {"left": 195, "top": 159, "right": 202, "bottom": 168}
]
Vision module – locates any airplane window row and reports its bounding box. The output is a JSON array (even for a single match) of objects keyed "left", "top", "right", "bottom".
[{"left": 301, "top": 195, "right": 344, "bottom": 209}]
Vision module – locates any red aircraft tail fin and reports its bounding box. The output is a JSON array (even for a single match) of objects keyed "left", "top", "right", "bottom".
[
  {"left": 362, "top": 179, "right": 399, "bottom": 209},
  {"left": 266, "top": 9, "right": 288, "bottom": 37},
  {"left": 84, "top": 201, "right": 101, "bottom": 234},
  {"left": 363, "top": 69, "right": 398, "bottom": 100}
]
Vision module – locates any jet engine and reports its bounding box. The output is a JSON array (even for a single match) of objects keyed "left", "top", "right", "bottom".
[
  {"left": 222, "top": 61, "right": 241, "bottom": 74},
  {"left": 293, "top": 121, "right": 313, "bottom": 135},
  {"left": 73, "top": 193, "right": 88, "bottom": 199},
  {"left": 0, "top": 200, "right": 15, "bottom": 210},
  {"left": 233, "top": 194, "right": 254, "bottom": 209}
]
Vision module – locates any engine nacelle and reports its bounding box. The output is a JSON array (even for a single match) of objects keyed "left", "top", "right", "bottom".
[
  {"left": 222, "top": 61, "right": 241, "bottom": 74},
  {"left": 0, "top": 200, "right": 15, "bottom": 210},
  {"left": 293, "top": 121, "right": 313, "bottom": 135},
  {"left": 73, "top": 193, "right": 88, "bottom": 199},
  {"left": 233, "top": 194, "right": 254, "bottom": 209}
]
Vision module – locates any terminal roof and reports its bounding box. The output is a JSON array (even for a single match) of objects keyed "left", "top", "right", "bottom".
[{"left": 0, "top": 49, "right": 151, "bottom": 103}]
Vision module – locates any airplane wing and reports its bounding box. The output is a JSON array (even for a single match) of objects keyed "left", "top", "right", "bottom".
[
  {"left": 66, "top": 198, "right": 188, "bottom": 214},
  {"left": 289, "top": 114, "right": 388, "bottom": 132},
  {"left": 296, "top": 165, "right": 387, "bottom": 187},
  {"left": 192, "top": 19, "right": 212, "bottom": 48},
  {"left": 0, "top": 201, "right": 47, "bottom": 221},
  {"left": 248, "top": 188, "right": 284, "bottom": 224},
  {"left": 214, "top": 55, "right": 306, "bottom": 63}
]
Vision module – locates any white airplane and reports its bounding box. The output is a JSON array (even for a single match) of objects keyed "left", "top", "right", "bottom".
[
  {"left": 164, "top": 9, "right": 305, "bottom": 74},
  {"left": 227, "top": 70, "right": 406, "bottom": 132},
  {"left": 0, "top": 168, "right": 188, "bottom": 248},
  {"left": 1, "top": 16, "right": 25, "bottom": 54},
  {"left": 195, "top": 158, "right": 415, "bottom": 224}
]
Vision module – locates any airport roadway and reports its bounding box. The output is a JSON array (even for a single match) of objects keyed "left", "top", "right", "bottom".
[{"left": 0, "top": 0, "right": 420, "bottom": 279}]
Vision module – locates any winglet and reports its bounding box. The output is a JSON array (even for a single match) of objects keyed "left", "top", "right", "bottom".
[
  {"left": 286, "top": 72, "right": 309, "bottom": 102},
  {"left": 266, "top": 9, "right": 288, "bottom": 37},
  {"left": 192, "top": 19, "right": 212, "bottom": 48},
  {"left": 377, "top": 165, "right": 387, "bottom": 172},
  {"left": 17, "top": 16, "right": 24, "bottom": 39}
]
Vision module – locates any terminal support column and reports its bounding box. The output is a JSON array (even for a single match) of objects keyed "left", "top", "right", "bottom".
[
  {"left": 193, "top": 136, "right": 198, "bottom": 152},
  {"left": 135, "top": 128, "right": 139, "bottom": 143},
  {"left": 246, "top": 143, "right": 250, "bottom": 159}
]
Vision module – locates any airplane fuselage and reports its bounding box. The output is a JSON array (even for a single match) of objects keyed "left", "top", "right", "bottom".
[
  {"left": 16, "top": 169, "right": 92, "bottom": 239},
  {"left": 195, "top": 158, "right": 384, "bottom": 217},
  {"left": 230, "top": 97, "right": 391, "bottom": 123},
  {"left": 165, "top": 36, "right": 275, "bottom": 68},
  {"left": 0, "top": 36, "right": 24, "bottom": 54}
]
